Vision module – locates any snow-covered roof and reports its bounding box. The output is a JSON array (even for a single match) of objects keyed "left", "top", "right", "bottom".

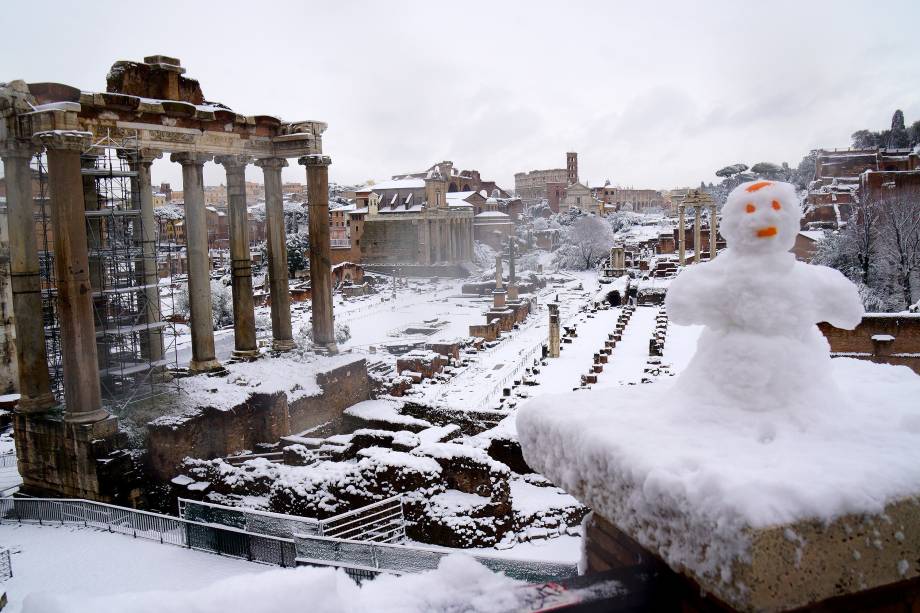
[
  {"left": 798, "top": 230, "right": 825, "bottom": 242},
  {"left": 361, "top": 178, "right": 425, "bottom": 191},
  {"left": 379, "top": 205, "right": 425, "bottom": 214},
  {"left": 446, "top": 191, "right": 477, "bottom": 201},
  {"left": 475, "top": 211, "right": 510, "bottom": 218}
]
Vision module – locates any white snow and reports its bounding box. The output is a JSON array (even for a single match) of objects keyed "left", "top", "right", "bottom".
[
  {"left": 516, "top": 181, "right": 920, "bottom": 591},
  {"left": 344, "top": 399, "right": 431, "bottom": 428},
  {"left": 1, "top": 524, "right": 525, "bottom": 613}
]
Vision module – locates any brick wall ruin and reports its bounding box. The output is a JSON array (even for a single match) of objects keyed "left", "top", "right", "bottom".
[{"left": 147, "top": 359, "right": 370, "bottom": 480}]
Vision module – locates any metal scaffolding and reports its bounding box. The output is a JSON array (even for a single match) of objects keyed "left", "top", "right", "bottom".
[{"left": 32, "top": 131, "right": 180, "bottom": 412}]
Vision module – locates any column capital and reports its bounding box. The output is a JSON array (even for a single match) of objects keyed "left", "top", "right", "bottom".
[
  {"left": 0, "top": 139, "right": 37, "bottom": 160},
  {"left": 170, "top": 151, "right": 213, "bottom": 166},
  {"left": 133, "top": 148, "right": 163, "bottom": 166},
  {"left": 34, "top": 130, "right": 91, "bottom": 152},
  {"left": 215, "top": 154, "right": 253, "bottom": 170},
  {"left": 298, "top": 154, "right": 331, "bottom": 167},
  {"left": 255, "top": 157, "right": 289, "bottom": 170}
]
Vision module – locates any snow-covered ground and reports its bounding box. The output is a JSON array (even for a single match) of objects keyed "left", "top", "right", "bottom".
[
  {"left": 0, "top": 523, "right": 535, "bottom": 613},
  {"left": 0, "top": 427, "right": 20, "bottom": 494},
  {"left": 0, "top": 523, "right": 273, "bottom": 613}
]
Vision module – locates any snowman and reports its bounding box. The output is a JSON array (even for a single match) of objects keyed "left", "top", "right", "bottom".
[{"left": 665, "top": 180, "right": 863, "bottom": 412}]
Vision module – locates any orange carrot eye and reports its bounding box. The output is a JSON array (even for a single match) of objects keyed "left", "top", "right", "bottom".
[
  {"left": 745, "top": 203, "right": 756, "bottom": 214},
  {"left": 772, "top": 200, "right": 781, "bottom": 210}
]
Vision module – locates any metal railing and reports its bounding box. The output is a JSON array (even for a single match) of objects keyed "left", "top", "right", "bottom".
[
  {"left": 294, "top": 532, "right": 577, "bottom": 583},
  {"left": 179, "top": 497, "right": 321, "bottom": 539},
  {"left": 180, "top": 496, "right": 408, "bottom": 545},
  {"left": 0, "top": 498, "right": 296, "bottom": 567},
  {"left": 0, "top": 546, "right": 11, "bottom": 581},
  {"left": 0, "top": 453, "right": 16, "bottom": 469},
  {"left": 318, "top": 496, "right": 406, "bottom": 543}
]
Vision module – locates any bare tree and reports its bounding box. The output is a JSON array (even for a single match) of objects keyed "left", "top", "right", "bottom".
[
  {"left": 876, "top": 188, "right": 920, "bottom": 307},
  {"left": 555, "top": 215, "right": 614, "bottom": 270}
]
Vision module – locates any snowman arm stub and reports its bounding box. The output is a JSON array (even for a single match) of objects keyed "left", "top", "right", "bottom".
[
  {"left": 808, "top": 264, "right": 864, "bottom": 330},
  {"left": 665, "top": 264, "right": 721, "bottom": 326}
]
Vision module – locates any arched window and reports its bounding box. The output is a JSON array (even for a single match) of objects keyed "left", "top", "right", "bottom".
[{"left": 448, "top": 182, "right": 458, "bottom": 192}]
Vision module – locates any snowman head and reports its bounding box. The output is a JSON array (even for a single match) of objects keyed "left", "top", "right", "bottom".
[{"left": 721, "top": 180, "right": 800, "bottom": 255}]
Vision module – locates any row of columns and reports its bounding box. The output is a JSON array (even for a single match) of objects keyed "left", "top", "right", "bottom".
[
  {"left": 426, "top": 217, "right": 473, "bottom": 264},
  {"left": 677, "top": 204, "right": 719, "bottom": 266},
  {"left": 1, "top": 133, "right": 335, "bottom": 422}
]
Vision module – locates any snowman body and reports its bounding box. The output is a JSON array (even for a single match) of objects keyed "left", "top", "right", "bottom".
[{"left": 665, "top": 181, "right": 863, "bottom": 412}]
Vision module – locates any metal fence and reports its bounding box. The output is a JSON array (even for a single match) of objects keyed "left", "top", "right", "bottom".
[
  {"left": 179, "top": 496, "right": 407, "bottom": 544},
  {"left": 318, "top": 496, "right": 406, "bottom": 543},
  {"left": 0, "top": 453, "right": 16, "bottom": 469},
  {"left": 0, "top": 547, "right": 11, "bottom": 581},
  {"left": 179, "top": 498, "right": 321, "bottom": 539},
  {"left": 294, "top": 532, "right": 577, "bottom": 583},
  {"left": 0, "top": 497, "right": 296, "bottom": 567}
]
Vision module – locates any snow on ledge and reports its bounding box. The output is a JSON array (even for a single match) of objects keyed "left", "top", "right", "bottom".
[{"left": 516, "top": 357, "right": 920, "bottom": 583}]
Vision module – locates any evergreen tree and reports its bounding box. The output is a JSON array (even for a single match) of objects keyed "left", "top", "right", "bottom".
[{"left": 888, "top": 109, "right": 910, "bottom": 148}]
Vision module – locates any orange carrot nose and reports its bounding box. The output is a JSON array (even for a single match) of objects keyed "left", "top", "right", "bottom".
[{"left": 757, "top": 226, "right": 777, "bottom": 238}]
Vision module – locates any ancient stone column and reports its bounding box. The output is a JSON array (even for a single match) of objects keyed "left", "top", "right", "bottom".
[
  {"left": 256, "top": 158, "right": 295, "bottom": 351},
  {"left": 0, "top": 142, "right": 55, "bottom": 411},
  {"left": 495, "top": 255, "right": 503, "bottom": 290},
  {"left": 300, "top": 154, "right": 336, "bottom": 352},
  {"left": 38, "top": 131, "right": 107, "bottom": 423},
  {"left": 507, "top": 241, "right": 518, "bottom": 301},
  {"left": 678, "top": 204, "right": 686, "bottom": 266},
  {"left": 171, "top": 152, "right": 220, "bottom": 372},
  {"left": 129, "top": 149, "right": 165, "bottom": 365},
  {"left": 609, "top": 247, "right": 616, "bottom": 269},
  {"left": 709, "top": 203, "right": 718, "bottom": 260},
  {"left": 693, "top": 206, "right": 702, "bottom": 264},
  {"left": 431, "top": 220, "right": 441, "bottom": 264},
  {"left": 548, "top": 303, "right": 560, "bottom": 358},
  {"left": 418, "top": 218, "right": 431, "bottom": 265},
  {"left": 216, "top": 155, "right": 258, "bottom": 359}
]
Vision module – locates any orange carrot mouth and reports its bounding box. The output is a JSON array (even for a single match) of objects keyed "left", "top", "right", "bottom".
[{"left": 756, "top": 226, "right": 777, "bottom": 238}]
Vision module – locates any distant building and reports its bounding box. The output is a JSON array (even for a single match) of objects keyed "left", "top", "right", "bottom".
[
  {"left": 515, "top": 152, "right": 579, "bottom": 206},
  {"left": 563, "top": 182, "right": 602, "bottom": 215},
  {"left": 357, "top": 163, "right": 479, "bottom": 266},
  {"left": 804, "top": 147, "right": 920, "bottom": 229},
  {"left": 595, "top": 186, "right": 666, "bottom": 214}
]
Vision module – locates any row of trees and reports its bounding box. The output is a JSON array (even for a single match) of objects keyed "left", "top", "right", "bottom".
[
  {"left": 813, "top": 190, "right": 920, "bottom": 311},
  {"left": 851, "top": 110, "right": 920, "bottom": 150}
]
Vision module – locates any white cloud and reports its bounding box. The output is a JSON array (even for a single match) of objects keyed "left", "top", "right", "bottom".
[{"left": 2, "top": 0, "right": 918, "bottom": 191}]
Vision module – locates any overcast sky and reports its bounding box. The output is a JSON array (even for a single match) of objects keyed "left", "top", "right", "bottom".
[{"left": 2, "top": 1, "right": 918, "bottom": 192}]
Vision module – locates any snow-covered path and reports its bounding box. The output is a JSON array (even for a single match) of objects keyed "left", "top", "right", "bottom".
[
  {"left": 537, "top": 307, "right": 621, "bottom": 395},
  {"left": 0, "top": 523, "right": 272, "bottom": 613},
  {"left": 597, "top": 306, "right": 659, "bottom": 387}
]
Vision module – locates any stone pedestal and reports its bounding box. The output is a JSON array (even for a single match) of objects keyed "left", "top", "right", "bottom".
[
  {"left": 12, "top": 412, "right": 136, "bottom": 502},
  {"left": 257, "top": 158, "right": 295, "bottom": 351}
]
